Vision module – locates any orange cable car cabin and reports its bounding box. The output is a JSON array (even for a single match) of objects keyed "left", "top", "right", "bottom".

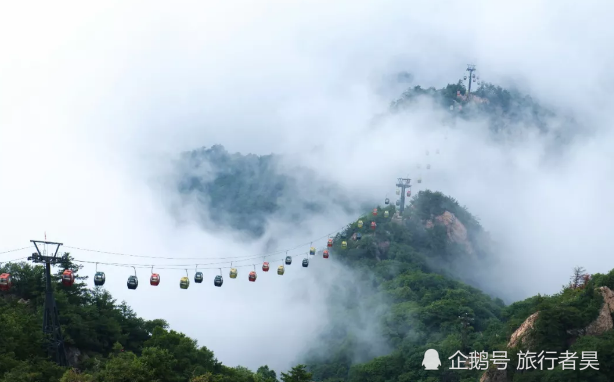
[
  {"left": 61, "top": 270, "right": 75, "bottom": 287},
  {"left": 0, "top": 273, "right": 12, "bottom": 291}
]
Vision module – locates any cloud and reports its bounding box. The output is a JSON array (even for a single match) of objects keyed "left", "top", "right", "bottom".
[{"left": 1, "top": 0, "right": 614, "bottom": 371}]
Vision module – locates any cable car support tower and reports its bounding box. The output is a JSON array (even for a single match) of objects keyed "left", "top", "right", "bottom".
[
  {"left": 466, "top": 64, "right": 476, "bottom": 94},
  {"left": 396, "top": 178, "right": 411, "bottom": 217},
  {"left": 28, "top": 240, "right": 68, "bottom": 367}
]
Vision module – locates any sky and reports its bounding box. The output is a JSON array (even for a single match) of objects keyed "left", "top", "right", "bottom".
[{"left": 1, "top": 0, "right": 614, "bottom": 373}]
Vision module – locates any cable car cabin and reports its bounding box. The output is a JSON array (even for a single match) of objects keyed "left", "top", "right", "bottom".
[
  {"left": 327, "top": 238, "right": 333, "bottom": 247},
  {"left": 230, "top": 268, "right": 238, "bottom": 279},
  {"left": 195, "top": 272, "right": 204, "bottom": 283},
  {"left": 356, "top": 233, "right": 362, "bottom": 240},
  {"left": 464, "top": 76, "right": 467, "bottom": 80},
  {"left": 214, "top": 275, "right": 223, "bottom": 287},
  {"left": 407, "top": 190, "right": 411, "bottom": 197},
  {"left": 395, "top": 200, "right": 400, "bottom": 206},
  {"left": 396, "top": 189, "right": 400, "bottom": 195},
  {"left": 309, "top": 247, "right": 316, "bottom": 255},
  {"left": 302, "top": 258, "right": 309, "bottom": 267},
  {"left": 262, "top": 262, "right": 270, "bottom": 272},
  {"left": 372, "top": 208, "right": 378, "bottom": 216},
  {"left": 94, "top": 271, "right": 106, "bottom": 286},
  {"left": 285, "top": 256, "right": 292, "bottom": 265},
  {"left": 341, "top": 241, "right": 347, "bottom": 249},
  {"left": 127, "top": 276, "right": 138, "bottom": 290},
  {"left": 357, "top": 220, "right": 363, "bottom": 228},
  {"left": 277, "top": 265, "right": 285, "bottom": 275},
  {"left": 150, "top": 273, "right": 161, "bottom": 286},
  {"left": 249, "top": 271, "right": 257, "bottom": 282},
  {"left": 323, "top": 250, "right": 329, "bottom": 259},
  {"left": 385, "top": 198, "right": 390, "bottom": 204},
  {"left": 384, "top": 211, "right": 389, "bottom": 218},
  {"left": 180, "top": 277, "right": 190, "bottom": 289},
  {"left": 417, "top": 178, "right": 422, "bottom": 184},
  {"left": 61, "top": 270, "right": 75, "bottom": 287},
  {"left": 371, "top": 222, "right": 377, "bottom": 230},
  {"left": 0, "top": 273, "right": 12, "bottom": 291}
]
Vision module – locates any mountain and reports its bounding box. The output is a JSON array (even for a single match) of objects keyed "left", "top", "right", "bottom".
[{"left": 174, "top": 144, "right": 365, "bottom": 238}]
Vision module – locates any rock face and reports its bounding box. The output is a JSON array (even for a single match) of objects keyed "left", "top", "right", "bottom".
[
  {"left": 508, "top": 312, "right": 539, "bottom": 348},
  {"left": 480, "top": 368, "right": 506, "bottom": 382},
  {"left": 425, "top": 211, "right": 474, "bottom": 254},
  {"left": 584, "top": 286, "right": 614, "bottom": 336}
]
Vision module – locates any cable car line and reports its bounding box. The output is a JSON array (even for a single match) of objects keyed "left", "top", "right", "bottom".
[{"left": 0, "top": 247, "right": 31, "bottom": 255}]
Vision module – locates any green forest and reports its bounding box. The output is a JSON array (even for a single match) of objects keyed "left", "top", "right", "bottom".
[{"left": 1, "top": 189, "right": 613, "bottom": 381}]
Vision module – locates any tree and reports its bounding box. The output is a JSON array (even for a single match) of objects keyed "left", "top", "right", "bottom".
[
  {"left": 256, "top": 365, "right": 278, "bottom": 382},
  {"left": 280, "top": 365, "right": 312, "bottom": 382},
  {"left": 571, "top": 266, "right": 587, "bottom": 288}
]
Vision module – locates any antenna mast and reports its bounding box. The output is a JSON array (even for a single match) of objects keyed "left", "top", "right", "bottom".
[
  {"left": 395, "top": 178, "right": 412, "bottom": 216},
  {"left": 466, "top": 64, "right": 476, "bottom": 94},
  {"left": 28, "top": 239, "right": 68, "bottom": 367}
]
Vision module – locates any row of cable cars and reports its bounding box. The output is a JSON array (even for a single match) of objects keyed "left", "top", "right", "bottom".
[{"left": 0, "top": 206, "right": 395, "bottom": 292}]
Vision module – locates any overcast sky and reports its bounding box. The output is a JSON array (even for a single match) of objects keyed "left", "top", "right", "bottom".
[{"left": 1, "top": 0, "right": 614, "bottom": 373}]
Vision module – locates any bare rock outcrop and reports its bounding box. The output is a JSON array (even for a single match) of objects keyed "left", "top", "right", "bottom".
[
  {"left": 508, "top": 312, "right": 539, "bottom": 349},
  {"left": 583, "top": 286, "right": 614, "bottom": 336},
  {"left": 425, "top": 211, "right": 474, "bottom": 254},
  {"left": 480, "top": 368, "right": 506, "bottom": 382}
]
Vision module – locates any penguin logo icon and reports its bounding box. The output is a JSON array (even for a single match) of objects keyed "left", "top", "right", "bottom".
[{"left": 422, "top": 349, "right": 441, "bottom": 370}]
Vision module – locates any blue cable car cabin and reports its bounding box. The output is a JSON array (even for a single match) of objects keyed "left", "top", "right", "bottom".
[
  {"left": 94, "top": 271, "right": 106, "bottom": 286},
  {"left": 194, "top": 272, "right": 204, "bottom": 283},
  {"left": 285, "top": 256, "right": 292, "bottom": 265},
  {"left": 127, "top": 276, "right": 138, "bottom": 290},
  {"left": 356, "top": 233, "right": 362, "bottom": 240},
  {"left": 214, "top": 275, "right": 223, "bottom": 287},
  {"left": 302, "top": 258, "right": 309, "bottom": 267}
]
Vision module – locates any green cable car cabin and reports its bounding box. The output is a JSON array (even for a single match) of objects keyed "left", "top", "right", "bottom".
[
  {"left": 195, "top": 272, "right": 204, "bottom": 283},
  {"left": 94, "top": 271, "right": 106, "bottom": 286},
  {"left": 214, "top": 275, "right": 223, "bottom": 287},
  {"left": 180, "top": 276, "right": 190, "bottom": 289}
]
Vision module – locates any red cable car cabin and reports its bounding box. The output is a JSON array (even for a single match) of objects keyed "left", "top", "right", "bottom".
[
  {"left": 61, "top": 270, "right": 75, "bottom": 287},
  {"left": 0, "top": 273, "right": 12, "bottom": 291},
  {"left": 327, "top": 238, "right": 333, "bottom": 247},
  {"left": 249, "top": 271, "right": 257, "bottom": 282},
  {"left": 370, "top": 221, "right": 377, "bottom": 230},
  {"left": 323, "top": 250, "right": 329, "bottom": 259},
  {"left": 407, "top": 190, "right": 411, "bottom": 197},
  {"left": 372, "top": 208, "right": 378, "bottom": 216},
  {"left": 262, "top": 262, "right": 270, "bottom": 272},
  {"left": 150, "top": 273, "right": 161, "bottom": 286}
]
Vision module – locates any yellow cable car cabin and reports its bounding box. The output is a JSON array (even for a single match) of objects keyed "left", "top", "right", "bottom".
[
  {"left": 384, "top": 211, "right": 389, "bottom": 218},
  {"left": 341, "top": 241, "right": 347, "bottom": 249},
  {"left": 180, "top": 276, "right": 190, "bottom": 289},
  {"left": 0, "top": 273, "right": 12, "bottom": 291},
  {"left": 309, "top": 247, "right": 316, "bottom": 255},
  {"left": 229, "top": 268, "right": 238, "bottom": 279},
  {"left": 278, "top": 265, "right": 285, "bottom": 275},
  {"left": 357, "top": 220, "right": 363, "bottom": 228}
]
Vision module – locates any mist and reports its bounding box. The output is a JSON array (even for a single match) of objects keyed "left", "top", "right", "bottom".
[{"left": 2, "top": 0, "right": 614, "bottom": 372}]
